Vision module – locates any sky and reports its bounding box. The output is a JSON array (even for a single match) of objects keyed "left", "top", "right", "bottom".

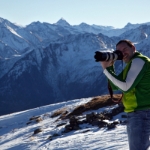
[
  {"left": 0, "top": 97, "right": 128, "bottom": 150},
  {"left": 0, "top": 0, "right": 150, "bottom": 28}
]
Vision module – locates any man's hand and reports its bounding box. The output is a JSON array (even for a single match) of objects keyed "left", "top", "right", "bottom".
[{"left": 100, "top": 60, "right": 114, "bottom": 69}]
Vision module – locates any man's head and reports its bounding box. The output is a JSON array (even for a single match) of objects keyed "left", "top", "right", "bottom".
[{"left": 116, "top": 40, "right": 136, "bottom": 63}]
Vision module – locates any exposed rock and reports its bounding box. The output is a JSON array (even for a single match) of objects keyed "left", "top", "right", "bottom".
[
  {"left": 51, "top": 108, "right": 68, "bottom": 118},
  {"left": 29, "top": 116, "right": 41, "bottom": 121},
  {"left": 26, "top": 116, "right": 43, "bottom": 125},
  {"left": 58, "top": 94, "right": 123, "bottom": 119},
  {"left": 56, "top": 122, "right": 67, "bottom": 127},
  {"left": 33, "top": 128, "right": 43, "bottom": 135}
]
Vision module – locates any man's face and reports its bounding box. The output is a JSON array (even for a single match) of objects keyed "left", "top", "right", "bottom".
[{"left": 116, "top": 42, "right": 136, "bottom": 63}]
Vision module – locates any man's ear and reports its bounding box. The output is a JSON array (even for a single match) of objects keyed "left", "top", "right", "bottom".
[{"left": 132, "top": 45, "right": 136, "bottom": 52}]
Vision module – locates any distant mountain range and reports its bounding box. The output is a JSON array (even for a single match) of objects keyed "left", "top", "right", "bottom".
[{"left": 1, "top": 17, "right": 150, "bottom": 115}]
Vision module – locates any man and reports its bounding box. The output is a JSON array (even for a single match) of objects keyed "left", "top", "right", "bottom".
[{"left": 97, "top": 40, "right": 150, "bottom": 150}]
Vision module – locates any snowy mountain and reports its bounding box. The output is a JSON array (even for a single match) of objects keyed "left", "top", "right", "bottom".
[
  {"left": 0, "top": 32, "right": 118, "bottom": 115},
  {"left": 1, "top": 17, "right": 150, "bottom": 115},
  {"left": 99, "top": 22, "right": 150, "bottom": 37},
  {"left": 0, "top": 18, "right": 32, "bottom": 57},
  {"left": 120, "top": 24, "right": 150, "bottom": 43}
]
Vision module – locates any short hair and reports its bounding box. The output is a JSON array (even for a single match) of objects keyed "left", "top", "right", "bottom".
[{"left": 116, "top": 39, "right": 134, "bottom": 48}]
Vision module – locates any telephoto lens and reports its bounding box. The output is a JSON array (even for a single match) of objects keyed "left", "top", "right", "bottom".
[{"left": 94, "top": 50, "right": 123, "bottom": 62}]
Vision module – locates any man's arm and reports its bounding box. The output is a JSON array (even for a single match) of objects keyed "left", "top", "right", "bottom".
[
  {"left": 100, "top": 61, "right": 124, "bottom": 91},
  {"left": 103, "top": 58, "right": 145, "bottom": 93}
]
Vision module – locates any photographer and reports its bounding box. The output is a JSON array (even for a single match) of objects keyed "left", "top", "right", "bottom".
[{"left": 95, "top": 40, "right": 150, "bottom": 150}]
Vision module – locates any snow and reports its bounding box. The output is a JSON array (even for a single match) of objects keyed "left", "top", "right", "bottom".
[
  {"left": 6, "top": 26, "right": 22, "bottom": 38},
  {"left": 145, "top": 33, "right": 148, "bottom": 38},
  {"left": 0, "top": 97, "right": 129, "bottom": 150}
]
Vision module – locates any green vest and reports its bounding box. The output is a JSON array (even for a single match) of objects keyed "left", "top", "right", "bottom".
[{"left": 107, "top": 52, "right": 150, "bottom": 112}]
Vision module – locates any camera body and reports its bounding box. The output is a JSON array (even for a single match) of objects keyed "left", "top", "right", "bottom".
[{"left": 94, "top": 50, "right": 123, "bottom": 62}]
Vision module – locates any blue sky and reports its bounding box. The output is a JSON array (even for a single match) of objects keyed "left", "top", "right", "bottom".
[{"left": 0, "top": 0, "right": 150, "bottom": 28}]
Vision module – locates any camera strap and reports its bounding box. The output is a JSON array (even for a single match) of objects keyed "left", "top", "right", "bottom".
[
  {"left": 108, "top": 81, "right": 123, "bottom": 103},
  {"left": 108, "top": 60, "right": 124, "bottom": 103}
]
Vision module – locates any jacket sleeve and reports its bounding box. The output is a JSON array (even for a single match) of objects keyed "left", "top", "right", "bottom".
[
  {"left": 104, "top": 58, "right": 146, "bottom": 93},
  {"left": 108, "top": 72, "right": 124, "bottom": 91},
  {"left": 106, "top": 65, "right": 122, "bottom": 90}
]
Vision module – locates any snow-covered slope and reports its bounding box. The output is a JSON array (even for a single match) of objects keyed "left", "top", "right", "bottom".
[{"left": 0, "top": 97, "right": 128, "bottom": 150}]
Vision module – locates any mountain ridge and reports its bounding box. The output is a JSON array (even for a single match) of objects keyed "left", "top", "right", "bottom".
[{"left": 1, "top": 17, "right": 150, "bottom": 115}]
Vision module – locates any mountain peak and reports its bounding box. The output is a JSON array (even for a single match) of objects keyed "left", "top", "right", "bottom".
[
  {"left": 0, "top": 17, "right": 5, "bottom": 23},
  {"left": 55, "top": 18, "right": 70, "bottom": 26},
  {"left": 0, "top": 17, "right": 20, "bottom": 29},
  {"left": 79, "top": 22, "right": 89, "bottom": 26},
  {"left": 124, "top": 22, "right": 140, "bottom": 30},
  {"left": 0, "top": 17, "right": 9, "bottom": 24}
]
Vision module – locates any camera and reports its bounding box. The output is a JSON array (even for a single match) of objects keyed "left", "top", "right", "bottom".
[{"left": 94, "top": 50, "right": 123, "bottom": 62}]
